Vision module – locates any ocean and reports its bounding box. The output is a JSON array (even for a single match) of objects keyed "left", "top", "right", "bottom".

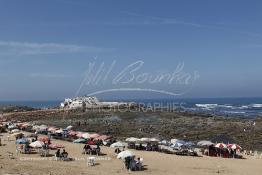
[{"left": 1, "top": 97, "right": 262, "bottom": 118}]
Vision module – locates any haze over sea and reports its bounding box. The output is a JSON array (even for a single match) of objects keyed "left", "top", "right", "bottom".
[{"left": 1, "top": 97, "right": 262, "bottom": 118}]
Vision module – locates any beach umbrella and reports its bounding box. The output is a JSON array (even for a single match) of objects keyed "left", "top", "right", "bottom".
[
  {"left": 38, "top": 136, "right": 49, "bottom": 142},
  {"left": 125, "top": 137, "right": 139, "bottom": 142},
  {"left": 68, "top": 130, "right": 77, "bottom": 136},
  {"left": 55, "top": 129, "right": 63, "bottom": 134},
  {"left": 150, "top": 138, "right": 160, "bottom": 142},
  {"left": 11, "top": 129, "right": 20, "bottom": 133},
  {"left": 76, "top": 132, "right": 84, "bottom": 138},
  {"left": 110, "top": 141, "right": 127, "bottom": 148},
  {"left": 185, "top": 141, "right": 195, "bottom": 147},
  {"left": 30, "top": 141, "right": 44, "bottom": 148},
  {"left": 227, "top": 144, "right": 242, "bottom": 150},
  {"left": 16, "top": 138, "right": 29, "bottom": 144},
  {"left": 215, "top": 143, "right": 227, "bottom": 149},
  {"left": 73, "top": 138, "right": 87, "bottom": 144},
  {"left": 117, "top": 150, "right": 135, "bottom": 159},
  {"left": 48, "top": 127, "right": 57, "bottom": 133},
  {"left": 171, "top": 140, "right": 187, "bottom": 148},
  {"left": 87, "top": 140, "right": 96, "bottom": 145},
  {"left": 8, "top": 125, "right": 16, "bottom": 129},
  {"left": 197, "top": 140, "right": 214, "bottom": 147},
  {"left": 95, "top": 135, "right": 111, "bottom": 141},
  {"left": 39, "top": 125, "right": 48, "bottom": 131},
  {"left": 21, "top": 123, "right": 31, "bottom": 129},
  {"left": 82, "top": 133, "right": 90, "bottom": 139},
  {"left": 140, "top": 138, "right": 150, "bottom": 142},
  {"left": 89, "top": 133, "right": 100, "bottom": 139},
  {"left": 66, "top": 125, "right": 73, "bottom": 130},
  {"left": 171, "top": 139, "right": 178, "bottom": 144},
  {"left": 159, "top": 140, "right": 169, "bottom": 145},
  {"left": 49, "top": 143, "right": 64, "bottom": 150}
]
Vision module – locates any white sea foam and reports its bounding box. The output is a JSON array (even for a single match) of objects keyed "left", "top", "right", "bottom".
[
  {"left": 224, "top": 111, "right": 246, "bottom": 114},
  {"left": 250, "top": 104, "right": 262, "bottom": 108},
  {"left": 195, "top": 104, "right": 218, "bottom": 109}
]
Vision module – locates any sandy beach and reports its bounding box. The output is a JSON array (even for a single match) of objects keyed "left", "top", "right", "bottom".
[{"left": 0, "top": 132, "right": 261, "bottom": 175}]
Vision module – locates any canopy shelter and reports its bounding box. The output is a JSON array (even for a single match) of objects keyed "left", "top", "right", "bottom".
[{"left": 197, "top": 140, "right": 214, "bottom": 147}]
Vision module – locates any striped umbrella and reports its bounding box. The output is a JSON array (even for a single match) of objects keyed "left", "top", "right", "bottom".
[
  {"left": 215, "top": 143, "right": 227, "bottom": 149},
  {"left": 227, "top": 144, "right": 242, "bottom": 150}
]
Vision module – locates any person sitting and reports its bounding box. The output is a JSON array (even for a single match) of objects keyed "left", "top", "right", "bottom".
[
  {"left": 136, "top": 157, "right": 143, "bottom": 171},
  {"left": 129, "top": 157, "right": 137, "bottom": 171},
  {"left": 124, "top": 156, "right": 132, "bottom": 170},
  {"left": 61, "top": 149, "right": 68, "bottom": 159},
  {"left": 83, "top": 144, "right": 91, "bottom": 154},
  {"left": 55, "top": 149, "right": 61, "bottom": 160}
]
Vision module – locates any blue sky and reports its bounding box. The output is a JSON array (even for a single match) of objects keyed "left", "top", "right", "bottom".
[{"left": 0, "top": 0, "right": 262, "bottom": 100}]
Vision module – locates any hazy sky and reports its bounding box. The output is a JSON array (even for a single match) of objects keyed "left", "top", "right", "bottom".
[{"left": 0, "top": 0, "right": 262, "bottom": 100}]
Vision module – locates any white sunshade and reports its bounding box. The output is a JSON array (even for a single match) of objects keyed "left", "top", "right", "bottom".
[
  {"left": 29, "top": 141, "right": 44, "bottom": 148},
  {"left": 140, "top": 138, "right": 150, "bottom": 142},
  {"left": 117, "top": 150, "right": 135, "bottom": 159},
  {"left": 197, "top": 140, "right": 214, "bottom": 147},
  {"left": 82, "top": 133, "right": 90, "bottom": 139},
  {"left": 66, "top": 125, "right": 73, "bottom": 130},
  {"left": 171, "top": 139, "right": 178, "bottom": 144},
  {"left": 125, "top": 137, "right": 139, "bottom": 142},
  {"left": 11, "top": 129, "right": 20, "bottom": 133},
  {"left": 215, "top": 143, "right": 227, "bottom": 149},
  {"left": 150, "top": 138, "right": 160, "bottom": 142},
  {"left": 110, "top": 141, "right": 127, "bottom": 148}
]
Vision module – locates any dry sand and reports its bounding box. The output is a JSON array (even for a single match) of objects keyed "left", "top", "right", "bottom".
[{"left": 0, "top": 132, "right": 261, "bottom": 175}]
